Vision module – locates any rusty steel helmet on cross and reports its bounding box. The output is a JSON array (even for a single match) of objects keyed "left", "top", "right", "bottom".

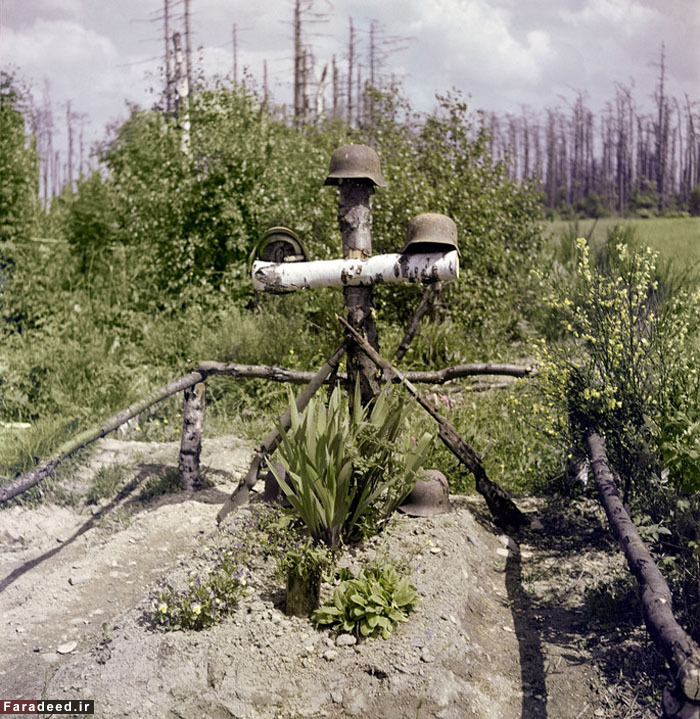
[{"left": 324, "top": 144, "right": 387, "bottom": 187}]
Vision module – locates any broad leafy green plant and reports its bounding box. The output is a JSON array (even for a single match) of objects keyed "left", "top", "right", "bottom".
[
  {"left": 313, "top": 563, "right": 419, "bottom": 640},
  {"left": 270, "top": 383, "right": 433, "bottom": 547}
]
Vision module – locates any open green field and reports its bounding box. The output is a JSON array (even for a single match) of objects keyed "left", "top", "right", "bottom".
[{"left": 545, "top": 216, "right": 700, "bottom": 265}]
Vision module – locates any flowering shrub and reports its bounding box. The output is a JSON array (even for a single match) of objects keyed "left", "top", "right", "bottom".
[
  {"left": 534, "top": 231, "right": 700, "bottom": 497},
  {"left": 151, "top": 547, "right": 248, "bottom": 630}
]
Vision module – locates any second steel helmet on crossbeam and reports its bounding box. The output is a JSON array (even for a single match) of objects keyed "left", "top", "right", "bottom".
[{"left": 400, "top": 213, "right": 460, "bottom": 255}]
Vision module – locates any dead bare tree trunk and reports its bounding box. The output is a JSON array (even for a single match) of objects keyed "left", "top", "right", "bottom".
[
  {"left": 263, "top": 59, "right": 268, "bottom": 105},
  {"left": 184, "top": 0, "right": 193, "bottom": 94},
  {"left": 217, "top": 342, "right": 348, "bottom": 523},
  {"left": 332, "top": 55, "right": 338, "bottom": 116},
  {"left": 179, "top": 382, "right": 206, "bottom": 490},
  {"left": 172, "top": 32, "right": 191, "bottom": 156},
  {"left": 347, "top": 17, "right": 354, "bottom": 126},
  {"left": 164, "top": 0, "right": 172, "bottom": 112},
  {"left": 232, "top": 23, "right": 238, "bottom": 86},
  {"left": 293, "top": 0, "right": 303, "bottom": 123},
  {"left": 585, "top": 430, "right": 700, "bottom": 718},
  {"left": 66, "top": 100, "right": 74, "bottom": 192},
  {"left": 340, "top": 317, "right": 530, "bottom": 531}
]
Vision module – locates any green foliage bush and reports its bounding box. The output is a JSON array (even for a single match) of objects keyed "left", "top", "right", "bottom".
[
  {"left": 313, "top": 563, "right": 419, "bottom": 640},
  {"left": 0, "top": 72, "right": 38, "bottom": 245},
  {"left": 534, "top": 229, "right": 700, "bottom": 497},
  {"left": 535, "top": 227, "right": 700, "bottom": 639}
]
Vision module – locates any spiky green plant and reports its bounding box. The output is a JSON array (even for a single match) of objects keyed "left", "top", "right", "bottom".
[{"left": 269, "top": 383, "right": 432, "bottom": 547}]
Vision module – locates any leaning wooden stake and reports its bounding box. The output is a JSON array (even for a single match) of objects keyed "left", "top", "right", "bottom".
[
  {"left": 395, "top": 281, "right": 443, "bottom": 362},
  {"left": 339, "top": 317, "right": 530, "bottom": 531},
  {"left": 586, "top": 429, "right": 700, "bottom": 718},
  {"left": 179, "top": 381, "right": 206, "bottom": 490},
  {"left": 216, "top": 341, "right": 349, "bottom": 524}
]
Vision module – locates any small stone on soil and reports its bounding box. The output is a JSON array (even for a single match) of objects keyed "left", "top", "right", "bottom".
[{"left": 336, "top": 634, "right": 356, "bottom": 647}]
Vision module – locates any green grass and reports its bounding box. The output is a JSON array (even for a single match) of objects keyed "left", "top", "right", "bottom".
[{"left": 545, "top": 216, "right": 700, "bottom": 266}]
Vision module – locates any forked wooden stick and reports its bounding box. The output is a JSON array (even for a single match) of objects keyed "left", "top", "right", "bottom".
[{"left": 339, "top": 316, "right": 530, "bottom": 531}]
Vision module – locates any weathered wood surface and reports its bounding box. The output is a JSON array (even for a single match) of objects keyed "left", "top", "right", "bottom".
[
  {"left": 339, "top": 317, "right": 531, "bottom": 531},
  {"left": 339, "top": 181, "right": 381, "bottom": 408},
  {"left": 201, "top": 361, "right": 535, "bottom": 385},
  {"left": 216, "top": 341, "right": 349, "bottom": 524},
  {"left": 585, "top": 430, "right": 700, "bottom": 718},
  {"left": 179, "top": 381, "right": 206, "bottom": 490}
]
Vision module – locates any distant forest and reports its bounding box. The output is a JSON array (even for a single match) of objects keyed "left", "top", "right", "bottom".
[
  {"left": 23, "top": 0, "right": 700, "bottom": 219},
  {"left": 486, "top": 46, "right": 700, "bottom": 218}
]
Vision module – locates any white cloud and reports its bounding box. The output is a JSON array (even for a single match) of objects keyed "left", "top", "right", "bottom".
[
  {"left": 2, "top": 17, "right": 153, "bottom": 152},
  {"left": 403, "top": 0, "right": 553, "bottom": 108},
  {"left": 560, "top": 0, "right": 659, "bottom": 36},
  {"left": 4, "top": 19, "right": 114, "bottom": 71}
]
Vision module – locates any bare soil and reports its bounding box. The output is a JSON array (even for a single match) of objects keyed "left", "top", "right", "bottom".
[{"left": 0, "top": 436, "right": 664, "bottom": 718}]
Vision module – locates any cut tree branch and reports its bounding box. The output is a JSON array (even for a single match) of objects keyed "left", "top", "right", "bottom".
[
  {"left": 395, "top": 281, "right": 442, "bottom": 362},
  {"left": 339, "top": 317, "right": 530, "bottom": 531},
  {"left": 585, "top": 429, "right": 700, "bottom": 718},
  {"left": 199, "top": 360, "right": 535, "bottom": 385}
]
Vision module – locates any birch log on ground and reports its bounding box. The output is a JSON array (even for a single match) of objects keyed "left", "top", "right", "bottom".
[
  {"left": 585, "top": 430, "right": 700, "bottom": 718},
  {"left": 339, "top": 317, "right": 530, "bottom": 531},
  {"left": 179, "top": 381, "right": 206, "bottom": 490},
  {"left": 216, "top": 341, "right": 349, "bottom": 524}
]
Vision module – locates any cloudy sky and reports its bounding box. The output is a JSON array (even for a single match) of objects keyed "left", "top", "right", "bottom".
[{"left": 1, "top": 0, "right": 698, "bottom": 155}]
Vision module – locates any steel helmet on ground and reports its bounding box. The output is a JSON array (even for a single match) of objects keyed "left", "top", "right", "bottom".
[
  {"left": 400, "top": 213, "right": 460, "bottom": 255},
  {"left": 324, "top": 144, "right": 386, "bottom": 187},
  {"left": 398, "top": 469, "right": 453, "bottom": 516}
]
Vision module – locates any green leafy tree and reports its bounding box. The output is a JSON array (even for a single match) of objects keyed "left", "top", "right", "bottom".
[{"left": 356, "top": 89, "right": 543, "bottom": 347}]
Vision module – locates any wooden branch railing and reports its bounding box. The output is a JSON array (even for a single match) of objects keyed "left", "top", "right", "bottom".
[
  {"left": 199, "top": 360, "right": 535, "bottom": 385},
  {"left": 1, "top": 357, "right": 534, "bottom": 505},
  {"left": 585, "top": 429, "right": 700, "bottom": 718},
  {"left": 0, "top": 370, "right": 207, "bottom": 504}
]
